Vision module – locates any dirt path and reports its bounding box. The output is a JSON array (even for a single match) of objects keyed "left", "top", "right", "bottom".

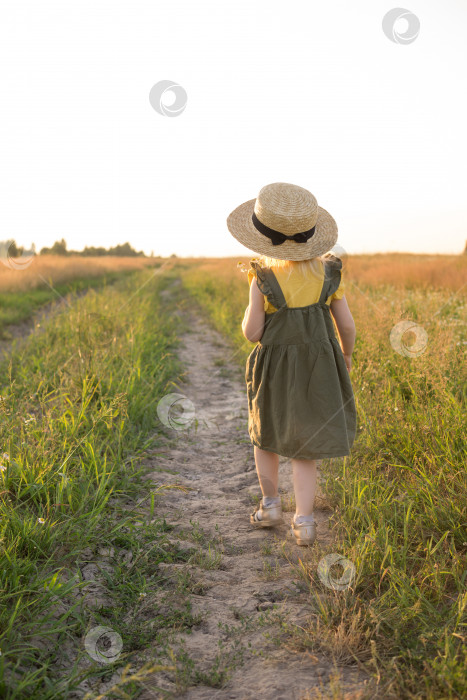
[{"left": 139, "top": 310, "right": 369, "bottom": 699}]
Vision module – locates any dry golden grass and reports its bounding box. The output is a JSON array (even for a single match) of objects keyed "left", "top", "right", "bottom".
[
  {"left": 343, "top": 253, "right": 466, "bottom": 291},
  {"left": 180, "top": 253, "right": 467, "bottom": 293},
  {"left": 3, "top": 253, "right": 464, "bottom": 294},
  {"left": 0, "top": 255, "right": 162, "bottom": 293}
]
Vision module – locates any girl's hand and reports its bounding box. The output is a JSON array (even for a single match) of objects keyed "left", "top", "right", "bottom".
[{"left": 330, "top": 298, "right": 356, "bottom": 363}]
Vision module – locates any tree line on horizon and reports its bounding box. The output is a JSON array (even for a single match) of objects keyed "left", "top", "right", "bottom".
[
  {"left": 2, "top": 237, "right": 467, "bottom": 259},
  {"left": 2, "top": 239, "right": 147, "bottom": 258}
]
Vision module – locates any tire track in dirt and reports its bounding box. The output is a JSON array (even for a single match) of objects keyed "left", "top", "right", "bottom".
[
  {"left": 0, "top": 289, "right": 89, "bottom": 360},
  {"left": 139, "top": 307, "right": 370, "bottom": 699}
]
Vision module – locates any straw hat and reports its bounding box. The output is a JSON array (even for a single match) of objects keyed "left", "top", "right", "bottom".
[{"left": 227, "top": 182, "right": 338, "bottom": 261}]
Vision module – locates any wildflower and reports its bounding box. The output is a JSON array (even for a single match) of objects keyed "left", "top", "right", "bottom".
[
  {"left": 139, "top": 592, "right": 147, "bottom": 598},
  {"left": 0, "top": 464, "right": 6, "bottom": 472},
  {"left": 37, "top": 517, "right": 45, "bottom": 524},
  {"left": 2, "top": 453, "right": 9, "bottom": 461}
]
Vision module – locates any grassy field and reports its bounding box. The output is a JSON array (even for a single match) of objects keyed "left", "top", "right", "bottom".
[
  {"left": 0, "top": 256, "right": 163, "bottom": 337},
  {"left": 0, "top": 265, "right": 195, "bottom": 698},
  {"left": 177, "top": 254, "right": 467, "bottom": 699},
  {"left": 0, "top": 253, "right": 465, "bottom": 698}
]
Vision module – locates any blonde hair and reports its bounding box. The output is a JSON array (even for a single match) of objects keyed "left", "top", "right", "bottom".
[{"left": 259, "top": 255, "right": 324, "bottom": 282}]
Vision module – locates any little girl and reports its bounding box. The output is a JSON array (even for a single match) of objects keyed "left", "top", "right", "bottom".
[{"left": 227, "top": 182, "right": 357, "bottom": 546}]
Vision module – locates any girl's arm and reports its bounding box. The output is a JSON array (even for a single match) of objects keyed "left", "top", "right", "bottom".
[
  {"left": 242, "top": 277, "right": 265, "bottom": 342},
  {"left": 330, "top": 296, "right": 356, "bottom": 371}
]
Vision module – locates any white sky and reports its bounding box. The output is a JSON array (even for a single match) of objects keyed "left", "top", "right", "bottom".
[{"left": 1, "top": 0, "right": 466, "bottom": 257}]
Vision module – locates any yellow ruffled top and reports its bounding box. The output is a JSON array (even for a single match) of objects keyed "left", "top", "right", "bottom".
[{"left": 247, "top": 258, "right": 345, "bottom": 313}]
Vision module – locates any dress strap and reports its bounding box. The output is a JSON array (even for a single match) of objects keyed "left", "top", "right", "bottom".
[
  {"left": 249, "top": 260, "right": 288, "bottom": 309},
  {"left": 318, "top": 254, "right": 343, "bottom": 304}
]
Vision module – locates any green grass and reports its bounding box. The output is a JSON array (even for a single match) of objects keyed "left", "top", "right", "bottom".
[
  {"left": 176, "top": 258, "right": 467, "bottom": 700},
  {"left": 2, "top": 255, "right": 465, "bottom": 698},
  {"left": 0, "top": 270, "right": 147, "bottom": 339},
  {"left": 0, "top": 268, "right": 194, "bottom": 698}
]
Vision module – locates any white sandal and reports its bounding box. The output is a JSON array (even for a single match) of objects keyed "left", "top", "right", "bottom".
[
  {"left": 250, "top": 502, "right": 283, "bottom": 528},
  {"left": 289, "top": 516, "right": 317, "bottom": 546}
]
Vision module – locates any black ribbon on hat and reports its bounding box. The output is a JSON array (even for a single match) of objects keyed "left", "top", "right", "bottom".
[{"left": 252, "top": 212, "right": 316, "bottom": 246}]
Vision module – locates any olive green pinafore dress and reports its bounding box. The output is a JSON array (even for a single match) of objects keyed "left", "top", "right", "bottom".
[{"left": 245, "top": 255, "right": 357, "bottom": 460}]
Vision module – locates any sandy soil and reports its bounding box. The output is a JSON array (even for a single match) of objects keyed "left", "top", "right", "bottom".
[{"left": 138, "top": 311, "right": 370, "bottom": 699}]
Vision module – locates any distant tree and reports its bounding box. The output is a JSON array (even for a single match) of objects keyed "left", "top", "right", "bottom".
[
  {"left": 7, "top": 240, "right": 21, "bottom": 257},
  {"left": 108, "top": 242, "right": 144, "bottom": 257},
  {"left": 40, "top": 239, "right": 68, "bottom": 255},
  {"left": 464, "top": 240, "right": 467, "bottom": 255},
  {"left": 51, "top": 239, "right": 68, "bottom": 255},
  {"left": 81, "top": 246, "right": 107, "bottom": 256},
  {"left": 1, "top": 239, "right": 36, "bottom": 258}
]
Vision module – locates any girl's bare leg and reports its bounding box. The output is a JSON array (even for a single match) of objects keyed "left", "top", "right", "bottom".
[
  {"left": 291, "top": 458, "right": 317, "bottom": 517},
  {"left": 254, "top": 446, "right": 279, "bottom": 498}
]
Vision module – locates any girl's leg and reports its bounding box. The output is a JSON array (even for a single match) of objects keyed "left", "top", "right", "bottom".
[
  {"left": 291, "top": 458, "right": 317, "bottom": 517},
  {"left": 254, "top": 446, "right": 279, "bottom": 498}
]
